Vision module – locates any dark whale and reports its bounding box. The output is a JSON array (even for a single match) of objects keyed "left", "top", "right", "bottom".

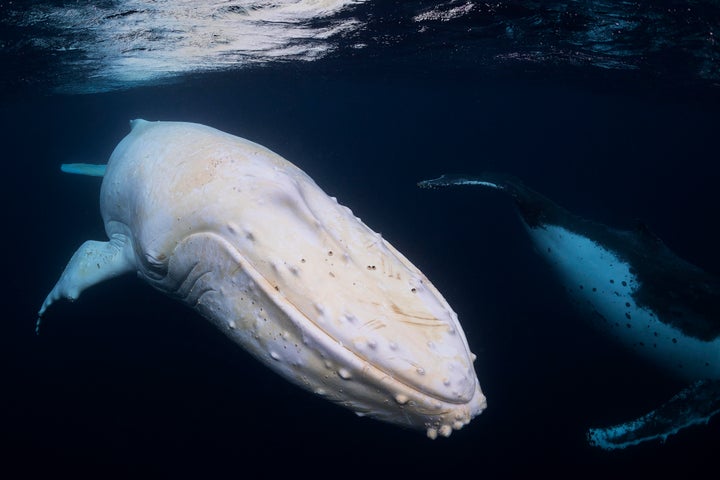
[{"left": 418, "top": 173, "right": 720, "bottom": 449}]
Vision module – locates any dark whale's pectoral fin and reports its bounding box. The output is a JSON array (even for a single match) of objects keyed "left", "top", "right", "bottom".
[
  {"left": 36, "top": 234, "right": 134, "bottom": 334},
  {"left": 417, "top": 174, "right": 507, "bottom": 191},
  {"left": 587, "top": 380, "right": 720, "bottom": 450}
]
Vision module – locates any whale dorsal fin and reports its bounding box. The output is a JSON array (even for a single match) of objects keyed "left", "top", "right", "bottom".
[{"left": 60, "top": 163, "right": 106, "bottom": 177}]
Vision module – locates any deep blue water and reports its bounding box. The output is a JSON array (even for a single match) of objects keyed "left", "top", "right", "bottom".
[{"left": 2, "top": 1, "right": 719, "bottom": 477}]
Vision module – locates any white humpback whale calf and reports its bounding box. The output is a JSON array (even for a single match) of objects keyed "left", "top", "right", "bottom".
[
  {"left": 418, "top": 173, "right": 720, "bottom": 449},
  {"left": 38, "top": 120, "right": 486, "bottom": 439}
]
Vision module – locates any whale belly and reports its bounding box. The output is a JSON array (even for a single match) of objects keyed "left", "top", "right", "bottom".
[{"left": 528, "top": 224, "right": 720, "bottom": 381}]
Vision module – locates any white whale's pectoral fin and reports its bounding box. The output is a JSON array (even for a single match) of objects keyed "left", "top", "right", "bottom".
[
  {"left": 60, "top": 163, "right": 107, "bottom": 177},
  {"left": 587, "top": 379, "right": 720, "bottom": 450},
  {"left": 37, "top": 234, "right": 134, "bottom": 333}
]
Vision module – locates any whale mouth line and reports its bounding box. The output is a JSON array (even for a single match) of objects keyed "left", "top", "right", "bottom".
[
  {"left": 256, "top": 271, "right": 476, "bottom": 407},
  {"left": 197, "top": 230, "right": 478, "bottom": 407}
]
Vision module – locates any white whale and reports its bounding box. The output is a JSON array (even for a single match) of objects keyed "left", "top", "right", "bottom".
[{"left": 38, "top": 120, "right": 486, "bottom": 438}]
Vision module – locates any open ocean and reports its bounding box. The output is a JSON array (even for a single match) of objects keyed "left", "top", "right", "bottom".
[{"left": 2, "top": 1, "right": 719, "bottom": 477}]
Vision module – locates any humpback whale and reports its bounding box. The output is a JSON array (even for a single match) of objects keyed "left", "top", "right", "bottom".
[
  {"left": 418, "top": 173, "right": 720, "bottom": 449},
  {"left": 38, "top": 120, "right": 486, "bottom": 438}
]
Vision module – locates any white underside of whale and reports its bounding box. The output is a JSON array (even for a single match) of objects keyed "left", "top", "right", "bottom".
[
  {"left": 527, "top": 224, "right": 720, "bottom": 382},
  {"left": 417, "top": 174, "right": 720, "bottom": 449},
  {"left": 529, "top": 224, "right": 720, "bottom": 449}
]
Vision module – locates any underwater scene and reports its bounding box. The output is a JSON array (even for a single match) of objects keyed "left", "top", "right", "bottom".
[{"left": 2, "top": 1, "right": 719, "bottom": 476}]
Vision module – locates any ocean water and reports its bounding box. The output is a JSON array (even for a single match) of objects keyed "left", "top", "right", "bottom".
[{"left": 2, "top": 1, "right": 719, "bottom": 476}]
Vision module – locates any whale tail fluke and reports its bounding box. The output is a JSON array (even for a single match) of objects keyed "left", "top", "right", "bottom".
[{"left": 60, "top": 163, "right": 107, "bottom": 177}]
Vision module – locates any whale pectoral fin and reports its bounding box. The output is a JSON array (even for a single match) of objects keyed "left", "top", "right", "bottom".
[
  {"left": 37, "top": 234, "right": 135, "bottom": 333},
  {"left": 587, "top": 379, "right": 720, "bottom": 450},
  {"left": 60, "top": 163, "right": 107, "bottom": 177},
  {"left": 418, "top": 171, "right": 535, "bottom": 191},
  {"left": 417, "top": 174, "right": 506, "bottom": 190}
]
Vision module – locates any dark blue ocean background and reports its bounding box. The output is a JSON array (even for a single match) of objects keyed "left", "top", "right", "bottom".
[{"left": 2, "top": 1, "right": 719, "bottom": 477}]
